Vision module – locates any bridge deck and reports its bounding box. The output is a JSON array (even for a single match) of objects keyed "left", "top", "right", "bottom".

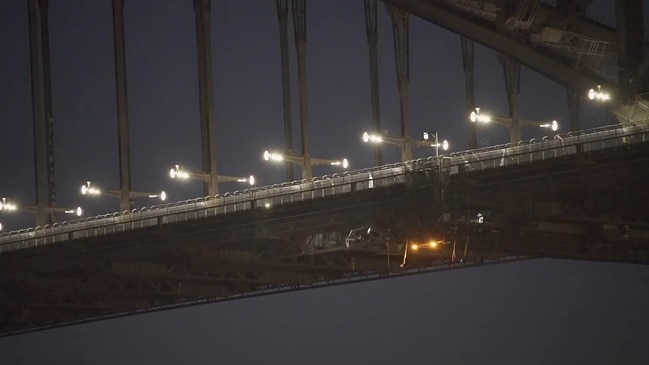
[{"left": 1, "top": 123, "right": 648, "bottom": 336}]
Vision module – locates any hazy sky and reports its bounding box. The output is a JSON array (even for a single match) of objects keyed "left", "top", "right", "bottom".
[{"left": 0, "top": 1, "right": 648, "bottom": 363}]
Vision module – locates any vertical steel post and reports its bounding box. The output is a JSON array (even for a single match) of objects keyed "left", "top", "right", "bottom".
[
  {"left": 364, "top": 0, "right": 382, "bottom": 166},
  {"left": 387, "top": 5, "right": 411, "bottom": 162},
  {"left": 112, "top": 0, "right": 132, "bottom": 212},
  {"left": 291, "top": 0, "right": 311, "bottom": 179},
  {"left": 193, "top": 0, "right": 218, "bottom": 195},
  {"left": 276, "top": 0, "right": 294, "bottom": 181},
  {"left": 499, "top": 55, "right": 521, "bottom": 143},
  {"left": 567, "top": 88, "right": 580, "bottom": 132},
  {"left": 461, "top": 36, "right": 477, "bottom": 149},
  {"left": 40, "top": 0, "right": 56, "bottom": 224},
  {"left": 27, "top": 0, "right": 48, "bottom": 226},
  {"left": 615, "top": 0, "right": 644, "bottom": 103}
]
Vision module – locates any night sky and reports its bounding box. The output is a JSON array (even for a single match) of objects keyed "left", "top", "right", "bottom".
[{"left": 1, "top": 1, "right": 648, "bottom": 363}]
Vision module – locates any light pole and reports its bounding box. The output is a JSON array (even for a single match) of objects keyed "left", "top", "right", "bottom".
[
  {"left": 469, "top": 107, "right": 558, "bottom": 143},
  {"left": 263, "top": 150, "right": 348, "bottom": 179},
  {"left": 80, "top": 181, "right": 166, "bottom": 210},
  {"left": 421, "top": 131, "right": 449, "bottom": 157},
  {"left": 362, "top": 131, "right": 449, "bottom": 161},
  {"left": 169, "top": 165, "right": 254, "bottom": 189},
  {"left": 0, "top": 197, "right": 83, "bottom": 225}
]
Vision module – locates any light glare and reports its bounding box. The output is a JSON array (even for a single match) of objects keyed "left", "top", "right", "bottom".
[
  {"left": 64, "top": 207, "right": 83, "bottom": 216},
  {"left": 80, "top": 182, "right": 100, "bottom": 196},
  {"left": 0, "top": 199, "right": 17, "bottom": 212},
  {"left": 263, "top": 150, "right": 284, "bottom": 162},
  {"left": 588, "top": 86, "right": 610, "bottom": 102},
  {"left": 362, "top": 132, "right": 383, "bottom": 143},
  {"left": 330, "top": 159, "right": 349, "bottom": 169},
  {"left": 169, "top": 165, "right": 190, "bottom": 179}
]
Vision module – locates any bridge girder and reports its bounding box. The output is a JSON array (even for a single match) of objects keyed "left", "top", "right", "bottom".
[{"left": 381, "top": 0, "right": 614, "bottom": 93}]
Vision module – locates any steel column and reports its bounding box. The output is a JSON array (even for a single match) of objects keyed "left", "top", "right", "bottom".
[
  {"left": 461, "top": 36, "right": 477, "bottom": 149},
  {"left": 193, "top": 0, "right": 218, "bottom": 195},
  {"left": 499, "top": 55, "right": 521, "bottom": 143},
  {"left": 291, "top": 0, "right": 311, "bottom": 179},
  {"left": 39, "top": 0, "right": 56, "bottom": 224},
  {"left": 276, "top": 0, "right": 295, "bottom": 181},
  {"left": 365, "top": 0, "right": 383, "bottom": 166},
  {"left": 380, "top": 0, "right": 610, "bottom": 94},
  {"left": 387, "top": 5, "right": 411, "bottom": 161},
  {"left": 567, "top": 88, "right": 580, "bottom": 132},
  {"left": 27, "top": 0, "right": 48, "bottom": 226},
  {"left": 111, "top": 0, "right": 132, "bottom": 211},
  {"left": 615, "top": 0, "right": 644, "bottom": 101}
]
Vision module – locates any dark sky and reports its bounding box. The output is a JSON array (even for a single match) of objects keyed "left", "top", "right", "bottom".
[{"left": 1, "top": 1, "right": 648, "bottom": 363}]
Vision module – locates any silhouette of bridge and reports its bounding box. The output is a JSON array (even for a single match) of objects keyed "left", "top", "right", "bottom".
[{"left": 1, "top": 0, "right": 648, "bottom": 336}]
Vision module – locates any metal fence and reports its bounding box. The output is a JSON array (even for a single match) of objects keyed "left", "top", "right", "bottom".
[{"left": 2, "top": 123, "right": 647, "bottom": 253}]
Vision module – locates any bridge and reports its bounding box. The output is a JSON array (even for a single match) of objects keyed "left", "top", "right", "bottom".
[
  {"left": 2, "top": 122, "right": 648, "bottom": 335},
  {"left": 1, "top": 0, "right": 648, "bottom": 337}
]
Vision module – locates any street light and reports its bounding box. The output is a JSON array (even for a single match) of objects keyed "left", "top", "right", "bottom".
[
  {"left": 0, "top": 198, "right": 18, "bottom": 212},
  {"left": 0, "top": 197, "right": 83, "bottom": 219},
  {"left": 422, "top": 131, "right": 449, "bottom": 157},
  {"left": 362, "top": 130, "right": 450, "bottom": 159},
  {"left": 362, "top": 131, "right": 405, "bottom": 148},
  {"left": 539, "top": 120, "right": 559, "bottom": 132},
  {"left": 469, "top": 108, "right": 492, "bottom": 124},
  {"left": 263, "top": 150, "right": 349, "bottom": 177},
  {"left": 80, "top": 181, "right": 167, "bottom": 207},
  {"left": 469, "top": 107, "right": 559, "bottom": 142},
  {"left": 588, "top": 85, "right": 611, "bottom": 102},
  {"left": 361, "top": 131, "right": 415, "bottom": 161},
  {"left": 168, "top": 165, "right": 255, "bottom": 186}
]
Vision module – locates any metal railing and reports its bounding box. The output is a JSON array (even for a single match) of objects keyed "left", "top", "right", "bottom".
[{"left": 2, "top": 122, "right": 647, "bottom": 253}]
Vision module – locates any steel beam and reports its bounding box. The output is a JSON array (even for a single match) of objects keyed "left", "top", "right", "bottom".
[
  {"left": 193, "top": 0, "right": 218, "bottom": 195},
  {"left": 365, "top": 0, "right": 383, "bottom": 166},
  {"left": 111, "top": 0, "right": 132, "bottom": 212},
  {"left": 615, "top": 0, "right": 644, "bottom": 101},
  {"left": 461, "top": 37, "right": 477, "bottom": 149},
  {"left": 291, "top": 0, "right": 311, "bottom": 179},
  {"left": 566, "top": 88, "right": 580, "bottom": 132},
  {"left": 39, "top": 0, "right": 56, "bottom": 224},
  {"left": 380, "top": 0, "right": 611, "bottom": 94},
  {"left": 276, "top": 0, "right": 295, "bottom": 181},
  {"left": 498, "top": 55, "right": 521, "bottom": 143},
  {"left": 387, "top": 5, "right": 412, "bottom": 162},
  {"left": 27, "top": 0, "right": 49, "bottom": 226}
]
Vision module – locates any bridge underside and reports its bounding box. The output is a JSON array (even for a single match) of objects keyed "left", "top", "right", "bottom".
[
  {"left": 1, "top": 142, "right": 648, "bottom": 336},
  {"left": 442, "top": 141, "right": 649, "bottom": 263},
  {"left": 0, "top": 183, "right": 515, "bottom": 336}
]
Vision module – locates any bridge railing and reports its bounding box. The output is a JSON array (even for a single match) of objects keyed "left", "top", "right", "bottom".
[
  {"left": 444, "top": 123, "right": 647, "bottom": 173},
  {"left": 0, "top": 164, "right": 409, "bottom": 253},
  {"left": 1, "top": 122, "right": 647, "bottom": 253}
]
